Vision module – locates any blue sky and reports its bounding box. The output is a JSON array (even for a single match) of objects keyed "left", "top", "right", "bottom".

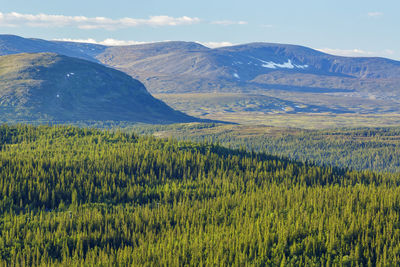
[{"left": 1, "top": 0, "right": 399, "bottom": 59}]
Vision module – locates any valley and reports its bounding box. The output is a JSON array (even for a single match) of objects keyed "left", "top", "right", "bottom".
[{"left": 155, "top": 93, "right": 400, "bottom": 127}]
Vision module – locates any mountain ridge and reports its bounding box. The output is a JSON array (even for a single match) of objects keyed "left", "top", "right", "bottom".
[
  {"left": 91, "top": 40, "right": 400, "bottom": 95},
  {"left": 0, "top": 34, "right": 106, "bottom": 63}
]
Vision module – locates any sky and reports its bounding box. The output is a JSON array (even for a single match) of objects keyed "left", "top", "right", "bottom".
[{"left": 0, "top": 0, "right": 399, "bottom": 60}]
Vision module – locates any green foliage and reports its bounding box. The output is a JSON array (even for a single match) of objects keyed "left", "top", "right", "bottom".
[
  {"left": 131, "top": 123, "right": 400, "bottom": 173},
  {"left": 0, "top": 124, "right": 400, "bottom": 265}
]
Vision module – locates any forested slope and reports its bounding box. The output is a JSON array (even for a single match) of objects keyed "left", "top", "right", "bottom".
[
  {"left": 131, "top": 123, "right": 400, "bottom": 173},
  {"left": 0, "top": 124, "right": 400, "bottom": 265}
]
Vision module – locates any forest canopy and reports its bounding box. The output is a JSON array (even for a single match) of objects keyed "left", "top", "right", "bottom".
[{"left": 0, "top": 124, "right": 399, "bottom": 265}]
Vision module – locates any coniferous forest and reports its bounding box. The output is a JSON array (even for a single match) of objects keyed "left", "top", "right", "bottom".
[
  {"left": 1, "top": 124, "right": 400, "bottom": 265},
  {"left": 131, "top": 123, "right": 400, "bottom": 173}
]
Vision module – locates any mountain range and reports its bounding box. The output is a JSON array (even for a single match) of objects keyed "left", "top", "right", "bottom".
[
  {"left": 97, "top": 41, "right": 400, "bottom": 95},
  {"left": 1, "top": 34, "right": 400, "bottom": 120}
]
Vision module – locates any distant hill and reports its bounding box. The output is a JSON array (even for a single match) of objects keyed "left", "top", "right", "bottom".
[
  {"left": 0, "top": 34, "right": 105, "bottom": 62},
  {"left": 3, "top": 35, "right": 399, "bottom": 96},
  {"left": 95, "top": 41, "right": 400, "bottom": 96},
  {"left": 94, "top": 41, "right": 400, "bottom": 116},
  {"left": 1, "top": 35, "right": 400, "bottom": 117},
  {"left": 0, "top": 52, "right": 200, "bottom": 124}
]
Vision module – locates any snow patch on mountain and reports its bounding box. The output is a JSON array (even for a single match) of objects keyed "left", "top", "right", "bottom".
[{"left": 253, "top": 58, "right": 308, "bottom": 69}]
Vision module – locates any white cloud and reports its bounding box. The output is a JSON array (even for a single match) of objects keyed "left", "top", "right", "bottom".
[
  {"left": 54, "top": 38, "right": 99, "bottom": 44},
  {"left": 367, "top": 12, "right": 383, "bottom": 18},
  {"left": 55, "top": 38, "right": 150, "bottom": 46},
  {"left": 316, "top": 48, "right": 396, "bottom": 59},
  {"left": 316, "top": 48, "right": 375, "bottom": 57},
  {"left": 197, "top": 41, "right": 235, "bottom": 48},
  {"left": 0, "top": 12, "right": 200, "bottom": 30},
  {"left": 55, "top": 38, "right": 235, "bottom": 48},
  {"left": 211, "top": 20, "right": 248, "bottom": 26},
  {"left": 0, "top": 11, "right": 250, "bottom": 30},
  {"left": 100, "top": 39, "right": 149, "bottom": 46}
]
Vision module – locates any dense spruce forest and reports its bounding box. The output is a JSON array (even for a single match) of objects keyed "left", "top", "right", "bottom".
[
  {"left": 130, "top": 123, "right": 400, "bottom": 173},
  {"left": 0, "top": 124, "right": 400, "bottom": 265}
]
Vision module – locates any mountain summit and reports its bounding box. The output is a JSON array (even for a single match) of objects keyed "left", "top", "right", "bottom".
[{"left": 0, "top": 52, "right": 199, "bottom": 123}]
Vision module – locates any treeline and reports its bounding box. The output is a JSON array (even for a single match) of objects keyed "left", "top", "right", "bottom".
[{"left": 0, "top": 124, "right": 400, "bottom": 265}]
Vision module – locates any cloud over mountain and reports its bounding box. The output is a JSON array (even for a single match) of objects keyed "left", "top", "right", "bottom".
[
  {"left": 316, "top": 47, "right": 395, "bottom": 58},
  {"left": 54, "top": 38, "right": 150, "bottom": 46},
  {"left": 0, "top": 12, "right": 200, "bottom": 30}
]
